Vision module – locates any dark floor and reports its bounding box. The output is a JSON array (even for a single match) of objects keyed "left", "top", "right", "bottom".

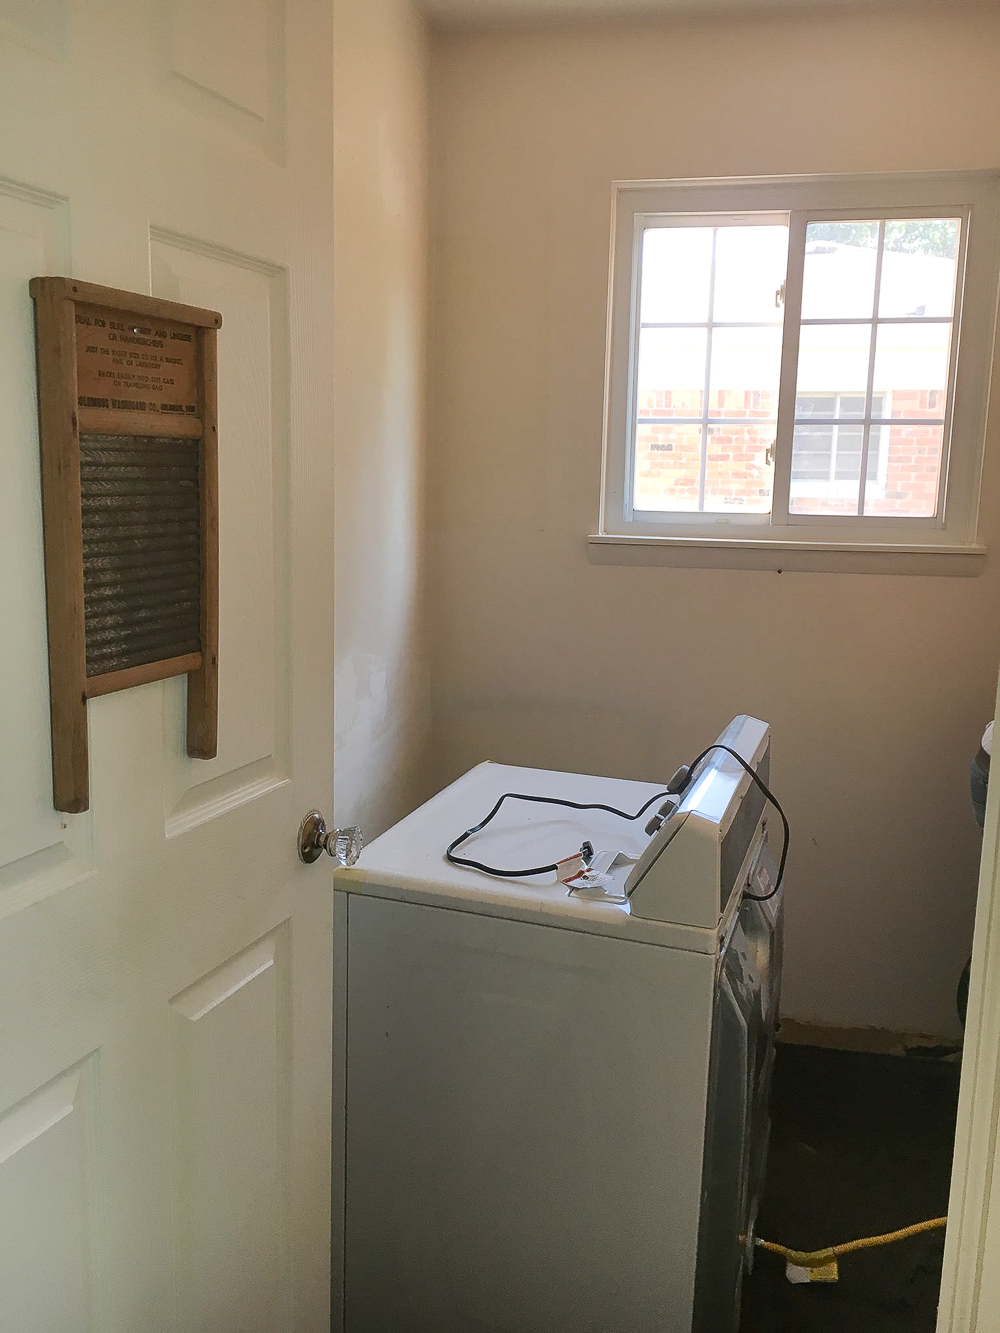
[{"left": 740, "top": 1044, "right": 961, "bottom": 1333}]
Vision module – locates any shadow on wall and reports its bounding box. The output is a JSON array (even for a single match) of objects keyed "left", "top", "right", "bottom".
[{"left": 435, "top": 697, "right": 671, "bottom": 786}]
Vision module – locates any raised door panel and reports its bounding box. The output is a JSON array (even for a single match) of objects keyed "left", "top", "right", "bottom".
[
  {"left": 0, "top": 1058, "right": 101, "bottom": 1333},
  {"left": 0, "top": 185, "right": 92, "bottom": 914},
  {"left": 158, "top": 0, "right": 284, "bottom": 160},
  {"left": 150, "top": 234, "right": 289, "bottom": 833},
  {"left": 170, "top": 929, "right": 291, "bottom": 1333},
  {"left": 0, "top": 0, "right": 65, "bottom": 58}
]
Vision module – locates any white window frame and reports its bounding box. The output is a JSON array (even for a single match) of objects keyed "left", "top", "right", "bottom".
[{"left": 598, "top": 173, "right": 1000, "bottom": 553}]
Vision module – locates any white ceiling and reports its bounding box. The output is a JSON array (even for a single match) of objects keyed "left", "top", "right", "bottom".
[{"left": 424, "top": 0, "right": 978, "bottom": 24}]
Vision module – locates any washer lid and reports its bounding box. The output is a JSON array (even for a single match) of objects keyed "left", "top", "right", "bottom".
[{"left": 334, "top": 760, "right": 722, "bottom": 951}]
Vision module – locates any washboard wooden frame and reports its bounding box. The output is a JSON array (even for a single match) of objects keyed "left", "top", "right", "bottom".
[{"left": 29, "top": 277, "right": 221, "bottom": 813}]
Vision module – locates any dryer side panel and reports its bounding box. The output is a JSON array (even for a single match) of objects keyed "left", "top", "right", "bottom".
[{"left": 344, "top": 895, "right": 716, "bottom": 1333}]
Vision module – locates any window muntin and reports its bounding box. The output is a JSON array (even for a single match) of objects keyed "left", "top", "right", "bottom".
[{"left": 602, "top": 174, "right": 998, "bottom": 550}]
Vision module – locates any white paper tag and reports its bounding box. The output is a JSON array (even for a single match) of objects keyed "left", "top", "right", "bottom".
[{"left": 568, "top": 870, "right": 613, "bottom": 892}]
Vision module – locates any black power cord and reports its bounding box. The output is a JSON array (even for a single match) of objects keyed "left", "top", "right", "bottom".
[
  {"left": 677, "top": 744, "right": 788, "bottom": 901},
  {"left": 445, "top": 789, "right": 673, "bottom": 878},
  {"left": 445, "top": 741, "right": 788, "bottom": 902}
]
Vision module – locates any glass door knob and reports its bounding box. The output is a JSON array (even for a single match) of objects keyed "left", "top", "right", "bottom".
[{"left": 297, "top": 810, "right": 364, "bottom": 866}]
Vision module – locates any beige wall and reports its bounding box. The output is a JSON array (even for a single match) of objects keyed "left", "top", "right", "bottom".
[
  {"left": 334, "top": 0, "right": 431, "bottom": 837},
  {"left": 428, "top": 8, "right": 1000, "bottom": 1037}
]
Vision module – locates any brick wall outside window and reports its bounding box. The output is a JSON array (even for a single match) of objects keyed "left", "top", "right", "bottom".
[{"left": 635, "top": 387, "right": 943, "bottom": 515}]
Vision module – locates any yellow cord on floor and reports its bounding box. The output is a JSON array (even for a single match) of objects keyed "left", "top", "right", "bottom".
[{"left": 757, "top": 1216, "right": 948, "bottom": 1275}]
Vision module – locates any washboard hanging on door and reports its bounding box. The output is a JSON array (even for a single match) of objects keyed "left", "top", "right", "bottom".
[{"left": 30, "top": 278, "right": 221, "bottom": 814}]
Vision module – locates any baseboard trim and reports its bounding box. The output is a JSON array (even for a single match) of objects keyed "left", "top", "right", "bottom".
[{"left": 777, "top": 1017, "right": 962, "bottom": 1060}]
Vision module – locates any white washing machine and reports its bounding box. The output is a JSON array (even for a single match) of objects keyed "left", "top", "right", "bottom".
[{"left": 332, "top": 715, "right": 784, "bottom": 1333}]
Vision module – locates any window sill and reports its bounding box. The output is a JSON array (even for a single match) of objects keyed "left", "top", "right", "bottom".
[{"left": 587, "top": 533, "right": 987, "bottom": 576}]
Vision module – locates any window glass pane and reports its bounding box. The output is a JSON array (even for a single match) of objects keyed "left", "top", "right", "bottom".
[
  {"left": 790, "top": 421, "right": 834, "bottom": 483},
  {"left": 872, "top": 323, "right": 951, "bottom": 418},
  {"left": 795, "top": 324, "right": 871, "bottom": 413},
  {"left": 711, "top": 225, "right": 789, "bottom": 322},
  {"left": 844, "top": 428, "right": 865, "bottom": 484},
  {"left": 639, "top": 227, "right": 713, "bottom": 323},
  {"left": 633, "top": 423, "right": 703, "bottom": 511},
  {"left": 878, "top": 220, "right": 961, "bottom": 318},
  {"left": 708, "top": 326, "right": 782, "bottom": 418},
  {"left": 831, "top": 421, "right": 865, "bottom": 481},
  {"left": 862, "top": 424, "right": 943, "bottom": 518},
  {"left": 636, "top": 327, "right": 706, "bottom": 417},
  {"left": 702, "top": 425, "right": 773, "bottom": 514},
  {"left": 789, "top": 422, "right": 862, "bottom": 515},
  {"left": 801, "top": 221, "right": 878, "bottom": 319}
]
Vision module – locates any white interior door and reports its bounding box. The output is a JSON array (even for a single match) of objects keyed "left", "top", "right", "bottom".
[{"left": 0, "top": 3, "right": 335, "bottom": 1330}]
